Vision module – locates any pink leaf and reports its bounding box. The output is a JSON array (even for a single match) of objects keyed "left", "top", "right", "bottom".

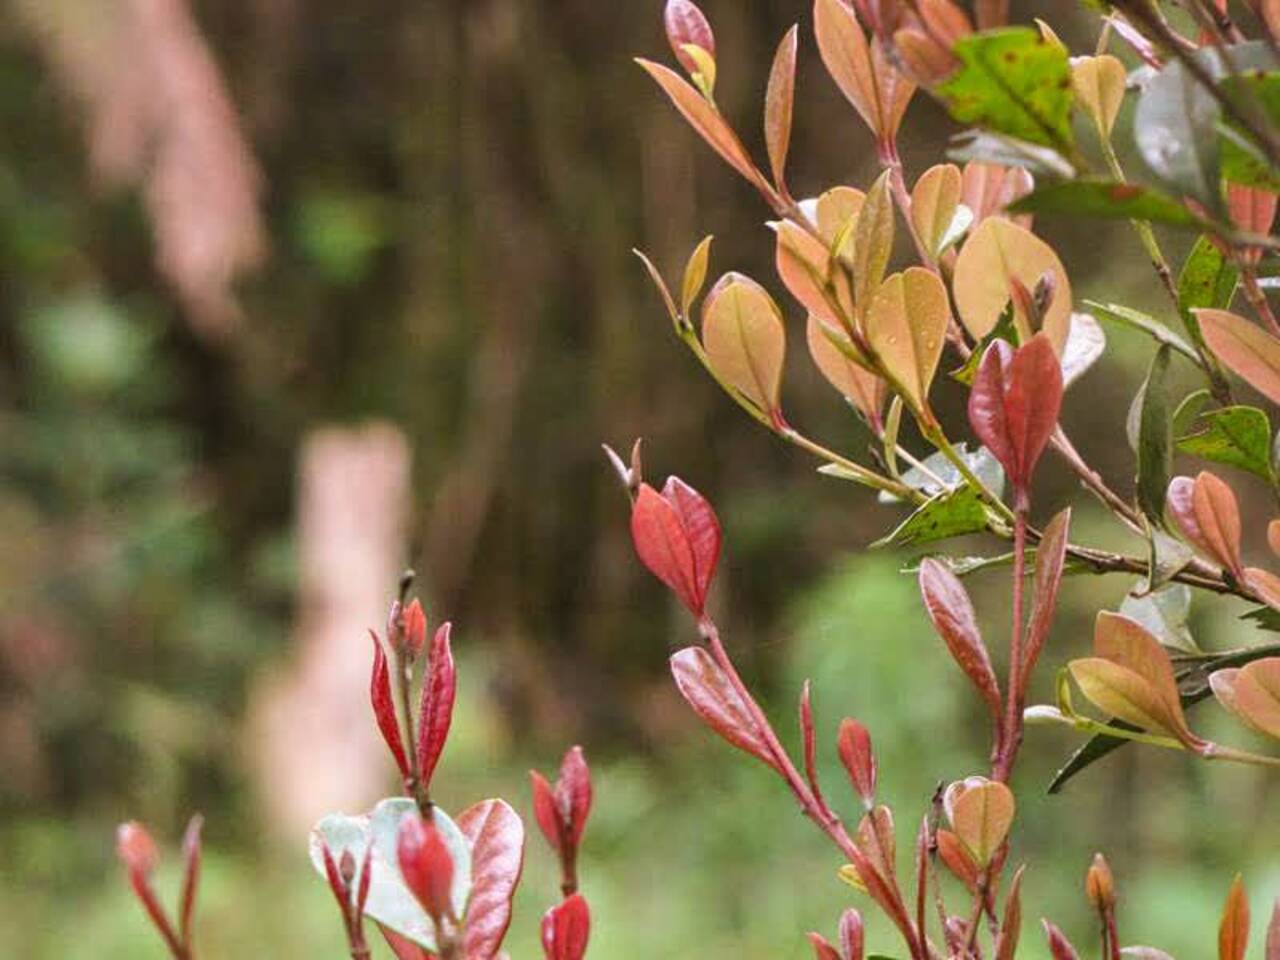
[
  {"left": 662, "top": 477, "right": 722, "bottom": 618},
  {"left": 918, "top": 558, "right": 1003, "bottom": 724},
  {"left": 370, "top": 632, "right": 410, "bottom": 779},
  {"left": 663, "top": 0, "right": 716, "bottom": 74},
  {"left": 670, "top": 646, "right": 779, "bottom": 771},
  {"left": 631, "top": 483, "right": 702, "bottom": 615},
  {"left": 542, "top": 893, "right": 590, "bottom": 960},
  {"left": 837, "top": 718, "right": 876, "bottom": 806},
  {"left": 458, "top": 799, "right": 525, "bottom": 960},
  {"left": 417, "top": 622, "right": 457, "bottom": 789}
]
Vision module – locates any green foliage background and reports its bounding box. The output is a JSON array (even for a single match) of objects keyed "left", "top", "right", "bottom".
[{"left": 3, "top": 1, "right": 1280, "bottom": 956}]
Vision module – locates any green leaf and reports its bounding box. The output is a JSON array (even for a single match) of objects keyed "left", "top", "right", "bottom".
[
  {"left": 877, "top": 443, "right": 1006, "bottom": 502},
  {"left": 1087, "top": 300, "right": 1198, "bottom": 362},
  {"left": 1220, "top": 72, "right": 1280, "bottom": 190},
  {"left": 1134, "top": 55, "right": 1222, "bottom": 209},
  {"left": 1177, "top": 405, "right": 1275, "bottom": 480},
  {"left": 1136, "top": 346, "right": 1174, "bottom": 522},
  {"left": 1048, "top": 641, "right": 1280, "bottom": 792},
  {"left": 1172, "top": 388, "right": 1212, "bottom": 437},
  {"left": 1119, "top": 581, "right": 1197, "bottom": 652},
  {"left": 1008, "top": 179, "right": 1197, "bottom": 226},
  {"left": 946, "top": 130, "right": 1077, "bottom": 178},
  {"left": 1145, "top": 524, "right": 1194, "bottom": 592},
  {"left": 872, "top": 485, "right": 993, "bottom": 548},
  {"left": 950, "top": 304, "right": 1018, "bottom": 386},
  {"left": 1179, "top": 235, "right": 1239, "bottom": 325},
  {"left": 309, "top": 800, "right": 473, "bottom": 950},
  {"left": 938, "top": 28, "right": 1075, "bottom": 151}
]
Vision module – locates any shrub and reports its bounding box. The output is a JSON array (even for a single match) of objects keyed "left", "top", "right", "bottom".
[{"left": 118, "top": 0, "right": 1280, "bottom": 957}]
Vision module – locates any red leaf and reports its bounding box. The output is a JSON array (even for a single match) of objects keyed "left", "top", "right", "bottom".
[
  {"left": 417, "top": 622, "right": 456, "bottom": 790},
  {"left": 1266, "top": 898, "right": 1280, "bottom": 960},
  {"left": 556, "top": 746, "right": 593, "bottom": 850},
  {"left": 918, "top": 558, "right": 1003, "bottom": 725},
  {"left": 1193, "top": 472, "right": 1244, "bottom": 579},
  {"left": 631, "top": 484, "right": 701, "bottom": 615},
  {"left": 670, "top": 646, "right": 779, "bottom": 771},
  {"left": 530, "top": 769, "right": 560, "bottom": 853},
  {"left": 404, "top": 599, "right": 428, "bottom": 658},
  {"left": 936, "top": 829, "right": 979, "bottom": 893},
  {"left": 968, "top": 334, "right": 1063, "bottom": 503},
  {"left": 116, "top": 821, "right": 159, "bottom": 877},
  {"left": 837, "top": 718, "right": 877, "bottom": 806},
  {"left": 799, "top": 681, "right": 825, "bottom": 810},
  {"left": 839, "top": 908, "right": 865, "bottom": 960},
  {"left": 381, "top": 926, "right": 436, "bottom": 960},
  {"left": 179, "top": 814, "right": 203, "bottom": 945},
  {"left": 765, "top": 26, "right": 798, "bottom": 189},
  {"left": 663, "top": 0, "right": 715, "bottom": 75},
  {"left": 458, "top": 799, "right": 525, "bottom": 960},
  {"left": 1220, "top": 874, "right": 1250, "bottom": 960},
  {"left": 396, "top": 815, "right": 454, "bottom": 924},
  {"left": 807, "top": 933, "right": 841, "bottom": 960},
  {"left": 370, "top": 631, "right": 410, "bottom": 779},
  {"left": 1042, "top": 920, "right": 1081, "bottom": 960},
  {"left": 994, "top": 865, "right": 1025, "bottom": 960},
  {"left": 1023, "top": 507, "right": 1071, "bottom": 686},
  {"left": 542, "top": 893, "right": 590, "bottom": 960},
  {"left": 663, "top": 477, "right": 722, "bottom": 612}
]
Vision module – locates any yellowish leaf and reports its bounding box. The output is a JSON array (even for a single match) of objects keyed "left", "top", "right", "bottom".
[
  {"left": 681, "top": 235, "right": 714, "bottom": 318},
  {"left": 1216, "top": 658, "right": 1280, "bottom": 740},
  {"left": 1192, "top": 471, "right": 1244, "bottom": 579},
  {"left": 1071, "top": 54, "right": 1127, "bottom": 140},
  {"left": 765, "top": 26, "right": 798, "bottom": 190},
  {"left": 911, "top": 163, "right": 964, "bottom": 258},
  {"left": 953, "top": 216, "right": 1072, "bottom": 351},
  {"left": 1068, "top": 657, "right": 1178, "bottom": 736},
  {"left": 961, "top": 162, "right": 1033, "bottom": 228},
  {"left": 807, "top": 314, "right": 886, "bottom": 426},
  {"left": 852, "top": 171, "right": 895, "bottom": 318},
  {"left": 1093, "top": 611, "right": 1194, "bottom": 743},
  {"left": 816, "top": 185, "right": 866, "bottom": 252},
  {"left": 637, "top": 58, "right": 764, "bottom": 191},
  {"left": 814, "top": 0, "right": 883, "bottom": 137},
  {"left": 943, "top": 776, "right": 1014, "bottom": 867},
  {"left": 865, "top": 267, "right": 951, "bottom": 413},
  {"left": 680, "top": 43, "right": 717, "bottom": 97},
  {"left": 775, "top": 220, "right": 852, "bottom": 322},
  {"left": 1220, "top": 874, "right": 1250, "bottom": 960},
  {"left": 701, "top": 272, "right": 787, "bottom": 414},
  {"left": 1196, "top": 308, "right": 1280, "bottom": 406}
]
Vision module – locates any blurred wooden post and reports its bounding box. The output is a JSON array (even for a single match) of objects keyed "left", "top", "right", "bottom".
[{"left": 249, "top": 422, "right": 409, "bottom": 839}]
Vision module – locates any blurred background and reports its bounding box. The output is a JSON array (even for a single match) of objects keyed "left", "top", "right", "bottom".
[{"left": 3, "top": 1, "right": 1280, "bottom": 956}]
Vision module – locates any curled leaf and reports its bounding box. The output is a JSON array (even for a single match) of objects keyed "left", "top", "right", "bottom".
[{"left": 681, "top": 235, "right": 714, "bottom": 318}]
